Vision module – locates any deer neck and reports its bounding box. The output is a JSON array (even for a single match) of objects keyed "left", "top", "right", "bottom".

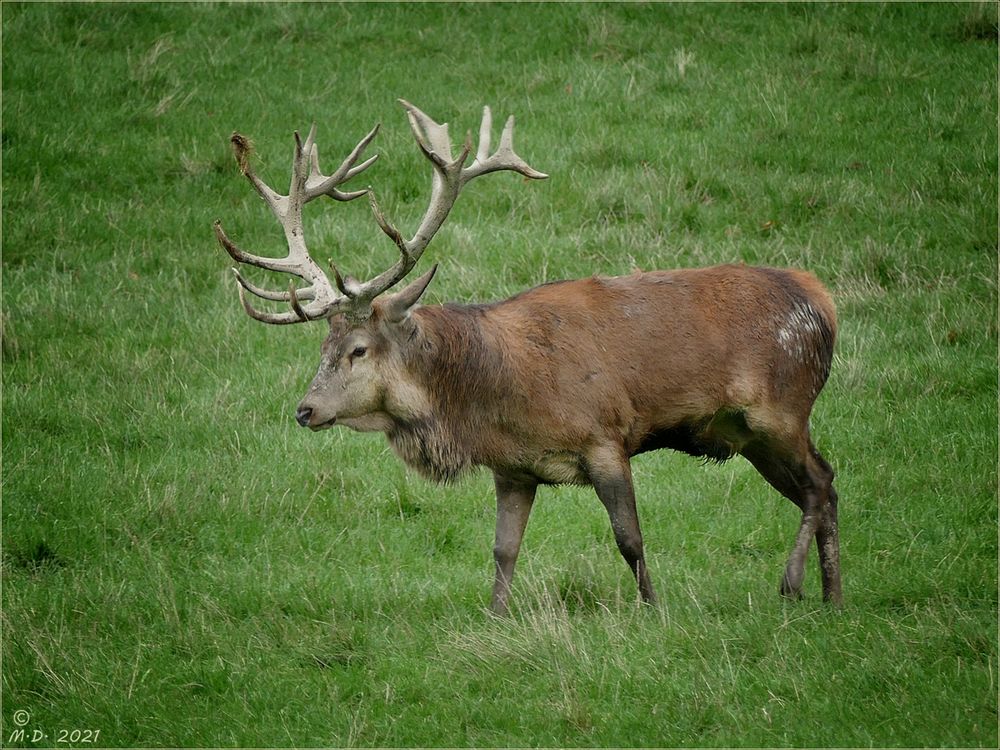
[{"left": 383, "top": 303, "right": 515, "bottom": 482}]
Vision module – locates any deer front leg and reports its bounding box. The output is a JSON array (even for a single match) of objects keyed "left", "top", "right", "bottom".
[
  {"left": 490, "top": 474, "right": 537, "bottom": 616},
  {"left": 587, "top": 447, "right": 657, "bottom": 606}
]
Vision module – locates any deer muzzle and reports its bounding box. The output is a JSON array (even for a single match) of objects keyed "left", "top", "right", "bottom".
[{"left": 295, "top": 404, "right": 337, "bottom": 430}]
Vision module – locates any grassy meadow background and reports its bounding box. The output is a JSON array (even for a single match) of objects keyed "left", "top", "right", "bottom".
[{"left": 2, "top": 2, "right": 997, "bottom": 747}]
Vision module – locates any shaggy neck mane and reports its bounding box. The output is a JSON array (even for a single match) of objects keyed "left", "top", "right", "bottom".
[{"left": 385, "top": 303, "right": 515, "bottom": 483}]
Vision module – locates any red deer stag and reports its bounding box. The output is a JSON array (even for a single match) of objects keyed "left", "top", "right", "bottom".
[{"left": 214, "top": 100, "right": 842, "bottom": 615}]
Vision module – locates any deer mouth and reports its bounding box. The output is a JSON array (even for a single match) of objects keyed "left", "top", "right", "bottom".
[{"left": 309, "top": 416, "right": 338, "bottom": 431}]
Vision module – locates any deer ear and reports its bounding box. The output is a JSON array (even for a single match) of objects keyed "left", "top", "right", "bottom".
[{"left": 383, "top": 264, "right": 438, "bottom": 322}]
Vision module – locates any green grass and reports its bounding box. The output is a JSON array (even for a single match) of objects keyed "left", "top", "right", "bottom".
[{"left": 2, "top": 2, "right": 996, "bottom": 747}]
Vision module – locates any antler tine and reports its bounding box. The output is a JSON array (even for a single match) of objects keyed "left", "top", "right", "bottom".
[
  {"left": 214, "top": 221, "right": 300, "bottom": 275},
  {"left": 217, "top": 120, "right": 379, "bottom": 324},
  {"left": 230, "top": 133, "right": 285, "bottom": 221},
  {"left": 305, "top": 123, "right": 381, "bottom": 202},
  {"left": 356, "top": 101, "right": 547, "bottom": 307},
  {"left": 463, "top": 110, "right": 549, "bottom": 182},
  {"left": 400, "top": 98, "right": 455, "bottom": 164},
  {"left": 475, "top": 105, "right": 492, "bottom": 165},
  {"left": 232, "top": 268, "right": 316, "bottom": 302},
  {"left": 233, "top": 273, "right": 320, "bottom": 325}
]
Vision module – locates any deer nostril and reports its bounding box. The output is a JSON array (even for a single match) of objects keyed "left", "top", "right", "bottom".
[{"left": 295, "top": 406, "right": 313, "bottom": 428}]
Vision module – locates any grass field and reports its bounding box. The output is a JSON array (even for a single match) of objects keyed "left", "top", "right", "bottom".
[{"left": 2, "top": 2, "right": 997, "bottom": 747}]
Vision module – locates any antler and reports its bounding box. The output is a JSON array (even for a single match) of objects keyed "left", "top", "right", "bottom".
[
  {"left": 214, "top": 122, "right": 379, "bottom": 324},
  {"left": 343, "top": 100, "right": 548, "bottom": 310},
  {"left": 216, "top": 101, "right": 546, "bottom": 324}
]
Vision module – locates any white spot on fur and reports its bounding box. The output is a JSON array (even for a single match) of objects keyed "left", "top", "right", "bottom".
[
  {"left": 776, "top": 302, "right": 821, "bottom": 360},
  {"left": 775, "top": 301, "right": 828, "bottom": 397}
]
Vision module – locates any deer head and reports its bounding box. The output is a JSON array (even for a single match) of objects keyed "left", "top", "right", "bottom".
[{"left": 215, "top": 100, "right": 547, "bottom": 431}]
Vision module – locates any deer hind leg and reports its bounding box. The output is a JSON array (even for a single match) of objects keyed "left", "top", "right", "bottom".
[
  {"left": 586, "top": 446, "right": 657, "bottom": 606},
  {"left": 810, "top": 446, "right": 842, "bottom": 604},
  {"left": 741, "top": 435, "right": 840, "bottom": 603}
]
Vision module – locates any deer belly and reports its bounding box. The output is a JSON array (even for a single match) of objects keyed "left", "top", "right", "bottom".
[{"left": 529, "top": 451, "right": 590, "bottom": 485}]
